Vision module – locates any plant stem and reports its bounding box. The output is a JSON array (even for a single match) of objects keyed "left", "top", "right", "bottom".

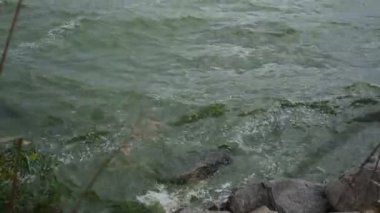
[
  {"left": 0, "top": 0, "right": 24, "bottom": 75},
  {"left": 7, "top": 138, "right": 23, "bottom": 213}
]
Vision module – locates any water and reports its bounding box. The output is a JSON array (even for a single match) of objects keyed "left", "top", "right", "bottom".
[{"left": 1, "top": 0, "right": 380, "bottom": 211}]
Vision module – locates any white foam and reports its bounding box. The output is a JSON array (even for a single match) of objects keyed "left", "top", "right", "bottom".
[
  {"left": 16, "top": 17, "right": 84, "bottom": 52},
  {"left": 137, "top": 185, "right": 180, "bottom": 213},
  {"left": 213, "top": 182, "right": 232, "bottom": 201},
  {"left": 47, "top": 17, "right": 83, "bottom": 40}
]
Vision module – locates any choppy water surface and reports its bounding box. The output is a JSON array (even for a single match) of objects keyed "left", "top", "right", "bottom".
[{"left": 1, "top": 0, "right": 380, "bottom": 211}]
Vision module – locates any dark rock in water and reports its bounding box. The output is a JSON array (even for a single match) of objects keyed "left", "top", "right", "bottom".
[
  {"left": 228, "top": 179, "right": 329, "bottom": 213},
  {"left": 325, "top": 159, "right": 380, "bottom": 211},
  {"left": 177, "top": 208, "right": 229, "bottom": 213},
  {"left": 0, "top": 104, "right": 20, "bottom": 118},
  {"left": 350, "top": 98, "right": 379, "bottom": 108},
  {"left": 162, "top": 149, "right": 232, "bottom": 184},
  {"left": 351, "top": 111, "right": 380, "bottom": 123}
]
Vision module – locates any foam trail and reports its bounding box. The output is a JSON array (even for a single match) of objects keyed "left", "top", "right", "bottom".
[
  {"left": 17, "top": 16, "right": 84, "bottom": 51},
  {"left": 137, "top": 184, "right": 180, "bottom": 213}
]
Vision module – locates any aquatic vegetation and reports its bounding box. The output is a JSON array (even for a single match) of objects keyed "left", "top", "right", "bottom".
[
  {"left": 308, "top": 101, "right": 337, "bottom": 115},
  {"left": 280, "top": 100, "right": 337, "bottom": 115},
  {"left": 0, "top": 143, "right": 68, "bottom": 212},
  {"left": 238, "top": 108, "right": 266, "bottom": 117},
  {"left": 350, "top": 98, "right": 379, "bottom": 108},
  {"left": 66, "top": 128, "right": 109, "bottom": 144},
  {"left": 172, "top": 103, "right": 227, "bottom": 126}
]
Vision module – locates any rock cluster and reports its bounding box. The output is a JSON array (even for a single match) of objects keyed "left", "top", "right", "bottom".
[
  {"left": 227, "top": 179, "right": 329, "bottom": 213},
  {"left": 177, "top": 154, "right": 380, "bottom": 213}
]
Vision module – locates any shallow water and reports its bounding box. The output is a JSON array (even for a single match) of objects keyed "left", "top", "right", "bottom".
[{"left": 1, "top": 0, "right": 380, "bottom": 211}]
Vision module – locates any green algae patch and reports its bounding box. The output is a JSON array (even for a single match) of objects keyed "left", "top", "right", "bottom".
[
  {"left": 308, "top": 101, "right": 337, "bottom": 115},
  {"left": 172, "top": 103, "right": 226, "bottom": 126},
  {"left": 238, "top": 108, "right": 266, "bottom": 117},
  {"left": 67, "top": 128, "right": 109, "bottom": 144},
  {"left": 350, "top": 98, "right": 379, "bottom": 108},
  {"left": 280, "top": 100, "right": 337, "bottom": 115}
]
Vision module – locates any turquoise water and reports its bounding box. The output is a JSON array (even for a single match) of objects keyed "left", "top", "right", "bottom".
[{"left": 1, "top": 0, "right": 380, "bottom": 211}]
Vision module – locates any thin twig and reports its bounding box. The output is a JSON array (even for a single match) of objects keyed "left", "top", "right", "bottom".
[
  {"left": 0, "top": 0, "right": 24, "bottom": 75},
  {"left": 364, "top": 152, "right": 380, "bottom": 204},
  {"left": 336, "top": 142, "right": 380, "bottom": 207},
  {"left": 360, "top": 142, "right": 380, "bottom": 169},
  {"left": 7, "top": 138, "right": 23, "bottom": 213},
  {"left": 71, "top": 110, "right": 146, "bottom": 212}
]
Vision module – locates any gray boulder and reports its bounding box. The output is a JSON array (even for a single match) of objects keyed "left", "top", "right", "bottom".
[
  {"left": 228, "top": 182, "right": 270, "bottom": 213},
  {"left": 228, "top": 179, "right": 329, "bottom": 213},
  {"left": 326, "top": 160, "right": 380, "bottom": 211},
  {"left": 267, "top": 179, "right": 329, "bottom": 213}
]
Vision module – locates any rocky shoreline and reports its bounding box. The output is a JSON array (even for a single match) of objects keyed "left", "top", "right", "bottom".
[{"left": 172, "top": 149, "right": 380, "bottom": 213}]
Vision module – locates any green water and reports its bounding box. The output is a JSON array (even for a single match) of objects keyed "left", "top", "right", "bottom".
[{"left": 1, "top": 0, "right": 380, "bottom": 211}]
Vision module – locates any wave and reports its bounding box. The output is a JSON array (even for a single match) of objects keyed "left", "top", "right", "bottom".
[{"left": 16, "top": 16, "right": 85, "bottom": 52}]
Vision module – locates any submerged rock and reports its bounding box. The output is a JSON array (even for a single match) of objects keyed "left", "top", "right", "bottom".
[
  {"left": 351, "top": 111, "right": 380, "bottom": 123},
  {"left": 0, "top": 103, "right": 20, "bottom": 118},
  {"left": 228, "top": 179, "right": 329, "bottom": 213},
  {"left": 325, "top": 159, "right": 380, "bottom": 211},
  {"left": 161, "top": 149, "right": 232, "bottom": 184}
]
